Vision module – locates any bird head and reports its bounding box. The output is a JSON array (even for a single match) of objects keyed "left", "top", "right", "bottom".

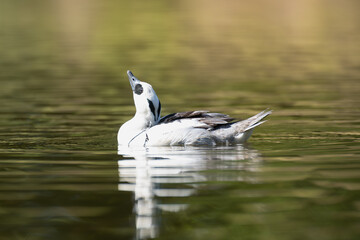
[{"left": 127, "top": 70, "right": 161, "bottom": 124}]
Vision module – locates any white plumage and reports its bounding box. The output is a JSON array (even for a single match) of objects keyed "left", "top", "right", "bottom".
[{"left": 118, "top": 70, "right": 271, "bottom": 147}]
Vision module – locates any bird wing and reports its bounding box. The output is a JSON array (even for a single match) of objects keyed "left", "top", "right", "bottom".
[{"left": 158, "top": 111, "right": 235, "bottom": 130}]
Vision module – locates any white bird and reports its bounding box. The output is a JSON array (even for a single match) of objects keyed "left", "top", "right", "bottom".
[{"left": 118, "top": 70, "right": 271, "bottom": 147}]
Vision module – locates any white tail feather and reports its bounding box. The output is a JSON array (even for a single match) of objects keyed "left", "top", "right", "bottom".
[
  {"left": 211, "top": 109, "right": 272, "bottom": 144},
  {"left": 244, "top": 109, "right": 272, "bottom": 130},
  {"left": 245, "top": 120, "right": 267, "bottom": 131}
]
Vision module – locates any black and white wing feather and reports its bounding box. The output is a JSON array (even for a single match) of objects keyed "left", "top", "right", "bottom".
[{"left": 158, "top": 110, "right": 236, "bottom": 130}]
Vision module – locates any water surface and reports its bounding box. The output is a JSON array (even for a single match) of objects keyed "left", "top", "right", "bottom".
[{"left": 0, "top": 1, "right": 359, "bottom": 239}]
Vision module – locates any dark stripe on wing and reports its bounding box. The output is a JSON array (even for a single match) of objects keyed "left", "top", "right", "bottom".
[{"left": 158, "top": 110, "right": 235, "bottom": 129}]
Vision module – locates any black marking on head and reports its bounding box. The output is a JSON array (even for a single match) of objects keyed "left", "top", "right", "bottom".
[
  {"left": 157, "top": 101, "right": 161, "bottom": 120},
  {"left": 134, "top": 84, "right": 143, "bottom": 95},
  {"left": 147, "top": 99, "right": 156, "bottom": 119}
]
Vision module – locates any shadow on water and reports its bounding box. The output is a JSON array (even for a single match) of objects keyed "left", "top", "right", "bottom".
[{"left": 118, "top": 145, "right": 262, "bottom": 240}]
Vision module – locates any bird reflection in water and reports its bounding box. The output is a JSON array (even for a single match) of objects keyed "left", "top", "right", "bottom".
[{"left": 118, "top": 145, "right": 262, "bottom": 239}]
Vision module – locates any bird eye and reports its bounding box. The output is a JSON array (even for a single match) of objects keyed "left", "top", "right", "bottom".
[{"left": 135, "top": 84, "right": 143, "bottom": 95}]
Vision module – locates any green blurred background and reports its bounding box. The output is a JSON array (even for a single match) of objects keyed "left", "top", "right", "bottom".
[{"left": 0, "top": 0, "right": 359, "bottom": 240}]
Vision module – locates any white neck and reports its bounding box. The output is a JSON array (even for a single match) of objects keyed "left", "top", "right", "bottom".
[
  {"left": 117, "top": 111, "right": 157, "bottom": 146},
  {"left": 133, "top": 111, "right": 156, "bottom": 129}
]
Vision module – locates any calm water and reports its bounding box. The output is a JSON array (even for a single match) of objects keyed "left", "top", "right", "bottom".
[{"left": 1, "top": 1, "right": 360, "bottom": 239}]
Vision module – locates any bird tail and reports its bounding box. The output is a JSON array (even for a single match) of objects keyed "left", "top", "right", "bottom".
[
  {"left": 242, "top": 109, "right": 272, "bottom": 132},
  {"left": 211, "top": 109, "right": 272, "bottom": 144},
  {"left": 234, "top": 109, "right": 272, "bottom": 142}
]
